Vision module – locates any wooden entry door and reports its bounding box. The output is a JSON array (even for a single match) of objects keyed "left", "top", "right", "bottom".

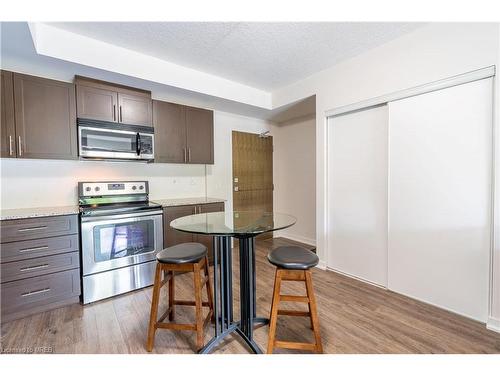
[{"left": 232, "top": 131, "right": 273, "bottom": 239}]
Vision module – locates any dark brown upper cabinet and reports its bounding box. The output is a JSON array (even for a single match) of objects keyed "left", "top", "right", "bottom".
[
  {"left": 76, "top": 85, "right": 117, "bottom": 123},
  {"left": 153, "top": 101, "right": 186, "bottom": 163},
  {"left": 75, "top": 76, "right": 152, "bottom": 127},
  {"left": 1, "top": 70, "right": 16, "bottom": 158},
  {"left": 13, "top": 73, "right": 77, "bottom": 160},
  {"left": 185, "top": 106, "right": 214, "bottom": 164},
  {"left": 153, "top": 100, "right": 214, "bottom": 164}
]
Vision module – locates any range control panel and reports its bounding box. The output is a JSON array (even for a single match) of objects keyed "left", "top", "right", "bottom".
[{"left": 79, "top": 181, "right": 148, "bottom": 197}]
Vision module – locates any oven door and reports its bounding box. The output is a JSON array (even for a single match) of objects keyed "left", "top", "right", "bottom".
[
  {"left": 79, "top": 126, "right": 154, "bottom": 161},
  {"left": 81, "top": 210, "right": 163, "bottom": 275}
]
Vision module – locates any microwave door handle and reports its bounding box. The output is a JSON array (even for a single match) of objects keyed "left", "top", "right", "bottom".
[{"left": 136, "top": 133, "right": 141, "bottom": 155}]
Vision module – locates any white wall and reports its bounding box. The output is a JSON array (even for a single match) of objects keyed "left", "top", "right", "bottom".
[
  {"left": 0, "top": 159, "right": 206, "bottom": 208},
  {"left": 206, "top": 111, "right": 274, "bottom": 214},
  {"left": 273, "top": 115, "right": 316, "bottom": 245},
  {"left": 272, "top": 22, "right": 500, "bottom": 327}
]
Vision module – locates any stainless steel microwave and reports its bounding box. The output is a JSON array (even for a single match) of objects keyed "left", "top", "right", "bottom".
[{"left": 78, "top": 119, "right": 154, "bottom": 162}]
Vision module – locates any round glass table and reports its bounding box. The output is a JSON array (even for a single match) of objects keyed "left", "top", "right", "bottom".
[{"left": 170, "top": 211, "right": 296, "bottom": 354}]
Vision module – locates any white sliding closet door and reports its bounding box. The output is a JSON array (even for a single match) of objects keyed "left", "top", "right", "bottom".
[
  {"left": 327, "top": 105, "right": 388, "bottom": 286},
  {"left": 388, "top": 78, "right": 492, "bottom": 322}
]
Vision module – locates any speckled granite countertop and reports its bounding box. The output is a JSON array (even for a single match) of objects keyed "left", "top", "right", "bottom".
[
  {"left": 152, "top": 197, "right": 226, "bottom": 207},
  {"left": 0, "top": 205, "right": 80, "bottom": 221},
  {"left": 0, "top": 197, "right": 226, "bottom": 221}
]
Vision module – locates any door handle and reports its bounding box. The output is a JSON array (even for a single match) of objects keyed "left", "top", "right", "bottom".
[
  {"left": 20, "top": 264, "right": 49, "bottom": 272},
  {"left": 21, "top": 287, "right": 50, "bottom": 297},
  {"left": 136, "top": 133, "right": 141, "bottom": 155},
  {"left": 19, "top": 246, "right": 49, "bottom": 253},
  {"left": 188, "top": 148, "right": 191, "bottom": 162},
  {"left": 113, "top": 104, "right": 116, "bottom": 121},
  {"left": 18, "top": 136, "right": 22, "bottom": 156},
  {"left": 9, "top": 135, "right": 13, "bottom": 156},
  {"left": 119, "top": 106, "right": 123, "bottom": 122},
  {"left": 18, "top": 226, "right": 47, "bottom": 232},
  {"left": 183, "top": 148, "right": 187, "bottom": 163}
]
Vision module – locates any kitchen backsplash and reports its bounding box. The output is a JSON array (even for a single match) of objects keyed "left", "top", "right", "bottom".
[{"left": 0, "top": 158, "right": 206, "bottom": 209}]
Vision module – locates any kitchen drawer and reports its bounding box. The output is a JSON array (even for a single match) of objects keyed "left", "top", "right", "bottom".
[
  {"left": 0, "top": 234, "right": 79, "bottom": 263},
  {"left": 1, "top": 251, "right": 80, "bottom": 283},
  {"left": 0, "top": 215, "right": 78, "bottom": 243},
  {"left": 1, "top": 269, "right": 80, "bottom": 319}
]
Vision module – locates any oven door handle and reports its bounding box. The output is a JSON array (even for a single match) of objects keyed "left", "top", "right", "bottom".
[
  {"left": 136, "top": 133, "right": 141, "bottom": 156},
  {"left": 80, "top": 209, "right": 164, "bottom": 223}
]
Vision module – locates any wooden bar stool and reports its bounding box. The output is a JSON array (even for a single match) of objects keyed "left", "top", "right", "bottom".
[
  {"left": 266, "top": 246, "right": 323, "bottom": 354},
  {"left": 146, "top": 243, "right": 214, "bottom": 352}
]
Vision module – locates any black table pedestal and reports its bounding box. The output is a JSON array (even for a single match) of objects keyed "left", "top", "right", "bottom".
[{"left": 198, "top": 235, "right": 268, "bottom": 354}]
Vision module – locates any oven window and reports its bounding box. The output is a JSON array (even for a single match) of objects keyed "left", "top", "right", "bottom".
[
  {"left": 93, "top": 219, "right": 155, "bottom": 262},
  {"left": 81, "top": 128, "right": 137, "bottom": 153}
]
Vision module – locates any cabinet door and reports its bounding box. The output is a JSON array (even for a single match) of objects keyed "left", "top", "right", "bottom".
[
  {"left": 14, "top": 74, "right": 77, "bottom": 160},
  {"left": 1, "top": 70, "right": 16, "bottom": 158},
  {"left": 118, "top": 92, "right": 152, "bottom": 126},
  {"left": 185, "top": 107, "right": 214, "bottom": 164},
  {"left": 76, "top": 84, "right": 118, "bottom": 122},
  {"left": 153, "top": 100, "right": 186, "bottom": 163},
  {"left": 163, "top": 205, "right": 195, "bottom": 247},
  {"left": 196, "top": 202, "right": 225, "bottom": 263}
]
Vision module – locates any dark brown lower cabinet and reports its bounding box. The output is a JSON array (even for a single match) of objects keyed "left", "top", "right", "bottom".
[
  {"left": 0, "top": 215, "right": 81, "bottom": 323},
  {"left": 163, "top": 202, "right": 225, "bottom": 264}
]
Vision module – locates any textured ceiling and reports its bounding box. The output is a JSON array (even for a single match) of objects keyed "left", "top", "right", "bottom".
[{"left": 47, "top": 22, "right": 423, "bottom": 91}]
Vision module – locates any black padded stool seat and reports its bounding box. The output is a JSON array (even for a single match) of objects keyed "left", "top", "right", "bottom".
[
  {"left": 267, "top": 246, "right": 319, "bottom": 270},
  {"left": 156, "top": 243, "right": 207, "bottom": 264}
]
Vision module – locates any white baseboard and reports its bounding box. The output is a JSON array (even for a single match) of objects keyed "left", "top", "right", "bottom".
[
  {"left": 278, "top": 232, "right": 316, "bottom": 247},
  {"left": 317, "top": 260, "right": 327, "bottom": 270},
  {"left": 487, "top": 317, "right": 500, "bottom": 333}
]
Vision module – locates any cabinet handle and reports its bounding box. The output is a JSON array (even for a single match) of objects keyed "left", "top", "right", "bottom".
[
  {"left": 119, "top": 106, "right": 123, "bottom": 122},
  {"left": 18, "top": 136, "right": 22, "bottom": 156},
  {"left": 9, "top": 135, "right": 13, "bottom": 156},
  {"left": 19, "top": 246, "right": 49, "bottom": 253},
  {"left": 18, "top": 226, "right": 48, "bottom": 232},
  {"left": 188, "top": 148, "right": 191, "bottom": 162},
  {"left": 183, "top": 148, "right": 187, "bottom": 163},
  {"left": 20, "top": 264, "right": 49, "bottom": 272},
  {"left": 113, "top": 104, "right": 116, "bottom": 121},
  {"left": 21, "top": 287, "right": 51, "bottom": 297}
]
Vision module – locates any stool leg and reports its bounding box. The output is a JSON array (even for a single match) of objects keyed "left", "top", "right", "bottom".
[
  {"left": 168, "top": 270, "right": 175, "bottom": 321},
  {"left": 305, "top": 270, "right": 323, "bottom": 354},
  {"left": 203, "top": 256, "right": 214, "bottom": 319},
  {"left": 146, "top": 263, "right": 163, "bottom": 352},
  {"left": 267, "top": 268, "right": 282, "bottom": 354},
  {"left": 193, "top": 262, "right": 204, "bottom": 350}
]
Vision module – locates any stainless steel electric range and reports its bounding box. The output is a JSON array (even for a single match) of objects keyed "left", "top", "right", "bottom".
[{"left": 79, "top": 181, "right": 163, "bottom": 304}]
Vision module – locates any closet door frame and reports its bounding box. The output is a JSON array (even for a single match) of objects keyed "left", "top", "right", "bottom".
[{"left": 324, "top": 65, "right": 497, "bottom": 326}]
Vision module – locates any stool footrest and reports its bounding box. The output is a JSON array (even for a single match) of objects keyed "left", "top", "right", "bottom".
[
  {"left": 274, "top": 340, "right": 317, "bottom": 351},
  {"left": 277, "top": 309, "right": 310, "bottom": 317},
  {"left": 174, "top": 299, "right": 210, "bottom": 307},
  {"left": 156, "top": 322, "right": 197, "bottom": 331},
  {"left": 279, "top": 295, "right": 309, "bottom": 303}
]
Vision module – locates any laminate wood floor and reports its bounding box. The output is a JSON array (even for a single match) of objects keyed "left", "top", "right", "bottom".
[{"left": 1, "top": 237, "right": 500, "bottom": 354}]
